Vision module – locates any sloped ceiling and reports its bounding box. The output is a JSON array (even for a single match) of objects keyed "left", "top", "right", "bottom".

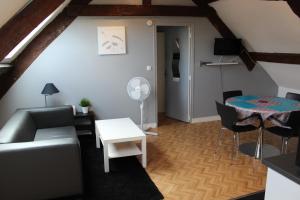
[
  {"left": 0, "top": 0, "right": 31, "bottom": 28},
  {"left": 211, "top": 0, "right": 300, "bottom": 90},
  {"left": 211, "top": 0, "right": 300, "bottom": 53}
]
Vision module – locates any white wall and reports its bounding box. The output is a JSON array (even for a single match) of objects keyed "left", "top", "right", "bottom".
[
  {"left": 211, "top": 0, "right": 300, "bottom": 91},
  {"left": 278, "top": 86, "right": 300, "bottom": 98},
  {"left": 0, "top": 0, "right": 30, "bottom": 28}
]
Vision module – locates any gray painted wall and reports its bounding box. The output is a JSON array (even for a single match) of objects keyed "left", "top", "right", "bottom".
[{"left": 0, "top": 17, "right": 277, "bottom": 127}]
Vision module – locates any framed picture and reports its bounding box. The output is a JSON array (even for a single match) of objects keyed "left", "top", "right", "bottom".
[{"left": 97, "top": 26, "right": 126, "bottom": 55}]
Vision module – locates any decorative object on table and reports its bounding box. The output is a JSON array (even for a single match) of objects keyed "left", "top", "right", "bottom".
[
  {"left": 97, "top": 26, "right": 126, "bottom": 55},
  {"left": 127, "top": 77, "right": 158, "bottom": 136},
  {"left": 75, "top": 111, "right": 95, "bottom": 137},
  {"left": 79, "top": 98, "right": 91, "bottom": 114},
  {"left": 41, "top": 83, "right": 59, "bottom": 107}
]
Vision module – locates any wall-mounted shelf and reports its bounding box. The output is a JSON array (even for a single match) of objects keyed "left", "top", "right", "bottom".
[{"left": 201, "top": 62, "right": 239, "bottom": 66}]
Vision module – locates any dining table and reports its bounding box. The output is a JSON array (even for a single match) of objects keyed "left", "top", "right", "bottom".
[{"left": 226, "top": 95, "right": 300, "bottom": 159}]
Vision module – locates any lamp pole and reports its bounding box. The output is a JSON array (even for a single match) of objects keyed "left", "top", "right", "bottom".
[{"left": 44, "top": 95, "right": 48, "bottom": 107}]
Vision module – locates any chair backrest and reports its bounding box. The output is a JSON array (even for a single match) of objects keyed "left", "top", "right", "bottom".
[
  {"left": 287, "top": 110, "right": 300, "bottom": 131},
  {"left": 216, "top": 101, "right": 238, "bottom": 130},
  {"left": 286, "top": 92, "right": 300, "bottom": 102},
  {"left": 223, "top": 90, "right": 243, "bottom": 104}
]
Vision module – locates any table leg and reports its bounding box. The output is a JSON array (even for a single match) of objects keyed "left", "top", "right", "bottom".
[
  {"left": 96, "top": 128, "right": 101, "bottom": 148},
  {"left": 103, "top": 142, "right": 109, "bottom": 173},
  {"left": 255, "top": 127, "right": 264, "bottom": 159},
  {"left": 141, "top": 137, "right": 147, "bottom": 168}
]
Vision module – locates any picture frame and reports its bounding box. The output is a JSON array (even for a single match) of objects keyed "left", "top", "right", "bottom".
[{"left": 97, "top": 26, "right": 126, "bottom": 55}]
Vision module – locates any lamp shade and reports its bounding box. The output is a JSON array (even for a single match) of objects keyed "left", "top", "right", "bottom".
[{"left": 41, "top": 83, "right": 59, "bottom": 95}]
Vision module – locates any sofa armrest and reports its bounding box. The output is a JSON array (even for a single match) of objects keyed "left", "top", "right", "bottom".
[
  {"left": 0, "top": 138, "right": 83, "bottom": 200},
  {"left": 22, "top": 106, "right": 75, "bottom": 129}
]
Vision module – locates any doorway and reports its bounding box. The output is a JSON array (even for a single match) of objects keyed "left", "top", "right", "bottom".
[{"left": 155, "top": 25, "right": 193, "bottom": 125}]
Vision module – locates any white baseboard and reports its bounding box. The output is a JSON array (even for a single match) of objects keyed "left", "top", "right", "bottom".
[
  {"left": 143, "top": 122, "right": 158, "bottom": 129},
  {"left": 191, "top": 115, "right": 220, "bottom": 123}
]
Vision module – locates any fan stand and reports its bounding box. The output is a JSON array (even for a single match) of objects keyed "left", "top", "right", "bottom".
[{"left": 140, "top": 101, "right": 158, "bottom": 136}]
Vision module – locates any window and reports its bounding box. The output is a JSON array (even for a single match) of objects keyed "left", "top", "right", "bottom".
[{"left": 1, "top": 0, "right": 70, "bottom": 63}]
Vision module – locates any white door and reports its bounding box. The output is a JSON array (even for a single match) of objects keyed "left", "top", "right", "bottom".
[{"left": 164, "top": 26, "right": 190, "bottom": 122}]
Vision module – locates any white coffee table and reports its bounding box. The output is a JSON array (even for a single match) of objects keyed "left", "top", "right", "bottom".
[{"left": 95, "top": 118, "right": 147, "bottom": 173}]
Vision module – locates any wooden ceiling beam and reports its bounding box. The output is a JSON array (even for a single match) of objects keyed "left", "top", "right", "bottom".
[
  {"left": 0, "top": 0, "right": 65, "bottom": 61},
  {"left": 250, "top": 52, "right": 300, "bottom": 65},
  {"left": 67, "top": 5, "right": 208, "bottom": 17},
  {"left": 69, "top": 0, "right": 93, "bottom": 5},
  {"left": 0, "top": 0, "right": 92, "bottom": 99},
  {"left": 192, "top": 0, "right": 256, "bottom": 71},
  {"left": 206, "top": 0, "right": 219, "bottom": 3}
]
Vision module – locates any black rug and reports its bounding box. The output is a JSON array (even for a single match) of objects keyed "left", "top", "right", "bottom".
[
  {"left": 232, "top": 191, "right": 265, "bottom": 200},
  {"left": 76, "top": 137, "right": 163, "bottom": 200}
]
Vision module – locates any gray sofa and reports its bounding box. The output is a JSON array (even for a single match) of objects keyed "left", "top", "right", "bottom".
[{"left": 0, "top": 106, "right": 83, "bottom": 200}]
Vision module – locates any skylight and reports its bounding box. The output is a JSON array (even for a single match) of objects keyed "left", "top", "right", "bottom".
[{"left": 1, "top": 0, "right": 71, "bottom": 64}]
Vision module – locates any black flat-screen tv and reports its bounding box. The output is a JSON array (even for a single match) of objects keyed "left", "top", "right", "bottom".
[{"left": 214, "top": 38, "right": 242, "bottom": 55}]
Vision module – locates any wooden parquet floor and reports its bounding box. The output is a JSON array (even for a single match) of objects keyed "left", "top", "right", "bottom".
[{"left": 145, "top": 117, "right": 298, "bottom": 200}]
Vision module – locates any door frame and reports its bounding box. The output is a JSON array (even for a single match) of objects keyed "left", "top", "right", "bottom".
[{"left": 154, "top": 23, "right": 194, "bottom": 125}]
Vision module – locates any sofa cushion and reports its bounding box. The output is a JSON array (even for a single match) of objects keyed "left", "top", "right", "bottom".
[
  {"left": 34, "top": 126, "right": 77, "bottom": 141},
  {"left": 0, "top": 111, "right": 36, "bottom": 143}
]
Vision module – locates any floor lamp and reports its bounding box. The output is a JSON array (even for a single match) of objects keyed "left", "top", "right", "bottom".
[{"left": 41, "top": 83, "right": 59, "bottom": 107}]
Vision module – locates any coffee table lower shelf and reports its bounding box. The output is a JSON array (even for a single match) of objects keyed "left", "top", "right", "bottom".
[{"left": 108, "top": 142, "right": 142, "bottom": 158}]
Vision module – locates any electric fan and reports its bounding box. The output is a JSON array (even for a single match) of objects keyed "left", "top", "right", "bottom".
[{"left": 127, "top": 77, "right": 158, "bottom": 136}]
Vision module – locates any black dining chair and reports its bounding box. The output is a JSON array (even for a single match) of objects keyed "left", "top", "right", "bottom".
[
  {"left": 216, "top": 101, "right": 260, "bottom": 155},
  {"left": 269, "top": 92, "right": 300, "bottom": 127},
  {"left": 223, "top": 90, "right": 243, "bottom": 104},
  {"left": 266, "top": 111, "right": 300, "bottom": 154},
  {"left": 286, "top": 92, "right": 300, "bottom": 102}
]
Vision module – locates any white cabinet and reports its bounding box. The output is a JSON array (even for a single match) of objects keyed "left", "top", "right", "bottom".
[{"left": 265, "top": 168, "right": 300, "bottom": 200}]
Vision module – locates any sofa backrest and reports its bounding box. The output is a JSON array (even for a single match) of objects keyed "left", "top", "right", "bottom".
[
  {"left": 0, "top": 111, "right": 36, "bottom": 144},
  {"left": 0, "top": 106, "right": 74, "bottom": 144},
  {"left": 27, "top": 106, "right": 74, "bottom": 129}
]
